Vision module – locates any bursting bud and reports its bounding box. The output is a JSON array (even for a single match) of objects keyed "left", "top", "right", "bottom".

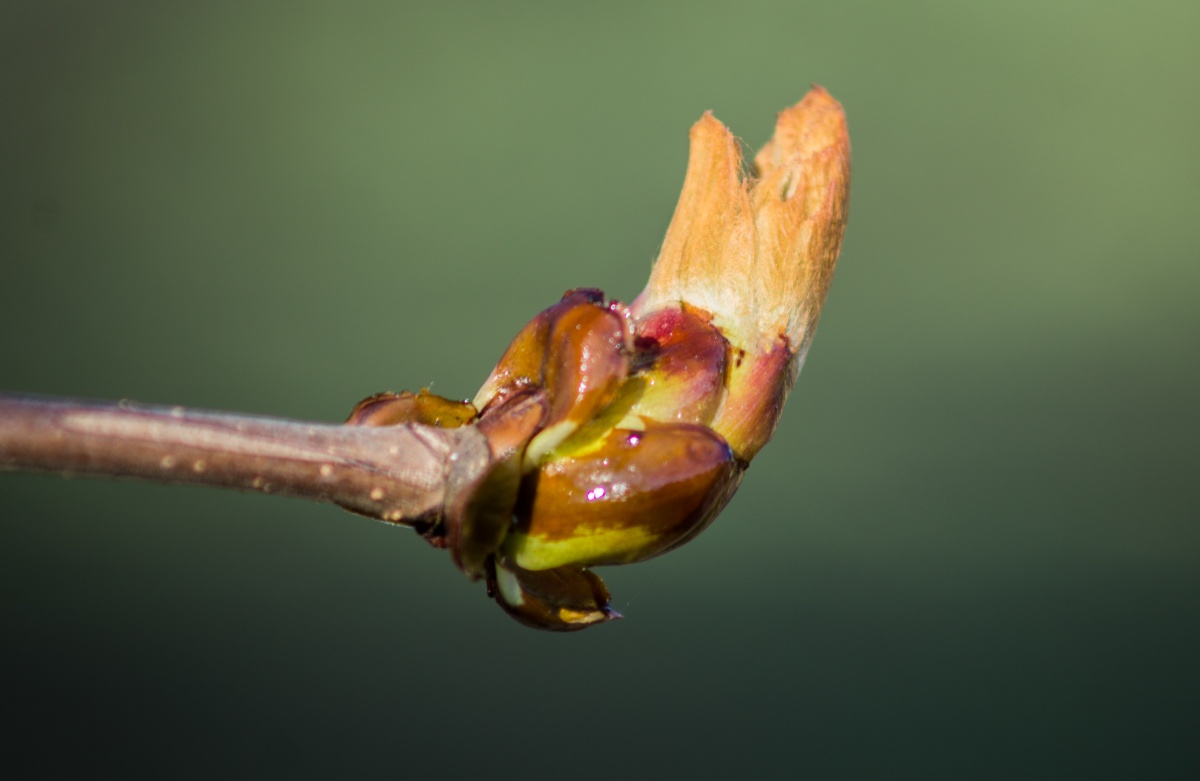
[{"left": 348, "top": 87, "right": 850, "bottom": 630}]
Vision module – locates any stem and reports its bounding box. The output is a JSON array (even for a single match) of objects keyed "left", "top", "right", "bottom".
[{"left": 0, "top": 394, "right": 490, "bottom": 524}]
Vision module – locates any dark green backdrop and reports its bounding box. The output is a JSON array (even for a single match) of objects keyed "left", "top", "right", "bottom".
[{"left": 2, "top": 1, "right": 1197, "bottom": 777}]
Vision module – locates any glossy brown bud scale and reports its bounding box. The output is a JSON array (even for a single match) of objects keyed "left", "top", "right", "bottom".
[
  {"left": 345, "top": 389, "right": 476, "bottom": 428},
  {"left": 505, "top": 421, "right": 737, "bottom": 570},
  {"left": 489, "top": 558, "right": 619, "bottom": 632},
  {"left": 473, "top": 288, "right": 606, "bottom": 414}
]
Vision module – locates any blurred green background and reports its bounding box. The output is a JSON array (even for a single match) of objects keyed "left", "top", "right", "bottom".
[{"left": 2, "top": 1, "right": 1198, "bottom": 777}]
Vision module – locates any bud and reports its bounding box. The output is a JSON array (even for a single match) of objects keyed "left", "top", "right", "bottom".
[{"left": 348, "top": 88, "right": 850, "bottom": 630}]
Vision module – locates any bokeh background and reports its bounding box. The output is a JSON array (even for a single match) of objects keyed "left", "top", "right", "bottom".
[{"left": 2, "top": 1, "right": 1198, "bottom": 777}]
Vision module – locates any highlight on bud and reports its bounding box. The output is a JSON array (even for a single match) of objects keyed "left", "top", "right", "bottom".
[{"left": 347, "top": 87, "right": 849, "bottom": 630}]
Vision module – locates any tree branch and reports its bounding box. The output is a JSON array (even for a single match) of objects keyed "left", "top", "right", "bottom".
[{"left": 0, "top": 394, "right": 490, "bottom": 525}]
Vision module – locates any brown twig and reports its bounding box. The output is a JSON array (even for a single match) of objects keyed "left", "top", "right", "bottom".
[{"left": 0, "top": 394, "right": 489, "bottom": 525}]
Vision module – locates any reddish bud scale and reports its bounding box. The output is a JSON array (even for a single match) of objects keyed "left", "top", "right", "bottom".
[
  {"left": 710, "top": 339, "right": 795, "bottom": 462},
  {"left": 626, "top": 304, "right": 728, "bottom": 427}
]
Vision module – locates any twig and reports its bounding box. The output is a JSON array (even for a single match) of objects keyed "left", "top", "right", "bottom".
[{"left": 0, "top": 394, "right": 488, "bottom": 525}]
